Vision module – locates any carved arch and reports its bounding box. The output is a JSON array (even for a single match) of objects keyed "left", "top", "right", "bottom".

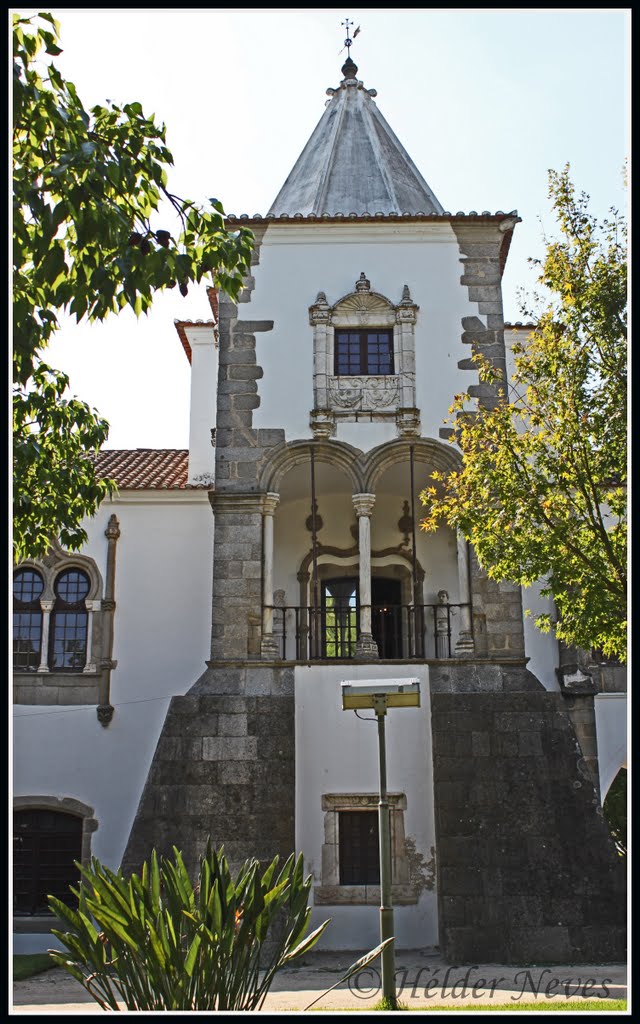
[
  {"left": 259, "top": 439, "right": 365, "bottom": 494},
  {"left": 362, "top": 437, "right": 462, "bottom": 492},
  {"left": 37, "top": 539, "right": 104, "bottom": 603},
  {"left": 13, "top": 795, "right": 98, "bottom": 870}
]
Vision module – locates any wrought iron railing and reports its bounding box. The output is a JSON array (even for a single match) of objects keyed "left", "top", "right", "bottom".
[{"left": 268, "top": 601, "right": 470, "bottom": 661}]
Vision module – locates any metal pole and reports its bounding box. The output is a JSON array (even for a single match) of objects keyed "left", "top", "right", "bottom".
[
  {"left": 409, "top": 444, "right": 421, "bottom": 656},
  {"left": 310, "top": 447, "right": 319, "bottom": 657},
  {"left": 375, "top": 701, "right": 396, "bottom": 1008}
]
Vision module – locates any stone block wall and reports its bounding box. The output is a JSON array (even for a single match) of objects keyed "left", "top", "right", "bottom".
[
  {"left": 121, "top": 666, "right": 295, "bottom": 878},
  {"left": 431, "top": 691, "right": 626, "bottom": 964}
]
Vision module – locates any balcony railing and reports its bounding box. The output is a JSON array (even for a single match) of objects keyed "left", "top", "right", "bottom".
[{"left": 268, "top": 601, "right": 470, "bottom": 661}]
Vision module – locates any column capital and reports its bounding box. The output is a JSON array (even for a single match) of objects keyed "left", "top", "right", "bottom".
[
  {"left": 352, "top": 493, "right": 376, "bottom": 517},
  {"left": 262, "top": 492, "right": 280, "bottom": 516},
  {"left": 40, "top": 599, "right": 54, "bottom": 612}
]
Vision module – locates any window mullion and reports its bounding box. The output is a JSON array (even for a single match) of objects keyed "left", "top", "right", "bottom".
[{"left": 38, "top": 601, "right": 53, "bottom": 673}]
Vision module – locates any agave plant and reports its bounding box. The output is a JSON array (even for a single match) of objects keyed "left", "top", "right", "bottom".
[{"left": 48, "top": 841, "right": 330, "bottom": 1010}]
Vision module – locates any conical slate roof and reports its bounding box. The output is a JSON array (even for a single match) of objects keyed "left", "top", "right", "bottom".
[{"left": 267, "top": 57, "right": 444, "bottom": 217}]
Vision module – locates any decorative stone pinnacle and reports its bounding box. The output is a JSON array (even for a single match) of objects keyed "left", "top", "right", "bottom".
[
  {"left": 105, "top": 514, "right": 120, "bottom": 540},
  {"left": 400, "top": 284, "right": 413, "bottom": 304},
  {"left": 355, "top": 272, "right": 370, "bottom": 293},
  {"left": 341, "top": 55, "right": 358, "bottom": 80}
]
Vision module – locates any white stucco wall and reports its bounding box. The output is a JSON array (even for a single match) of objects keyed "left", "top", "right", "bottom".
[
  {"left": 519, "top": 583, "right": 560, "bottom": 691},
  {"left": 595, "top": 693, "right": 628, "bottom": 801},
  {"left": 295, "top": 664, "right": 437, "bottom": 951},
  {"left": 187, "top": 326, "right": 218, "bottom": 484},
  {"left": 12, "top": 491, "right": 214, "bottom": 874},
  {"left": 245, "top": 222, "right": 482, "bottom": 447}
]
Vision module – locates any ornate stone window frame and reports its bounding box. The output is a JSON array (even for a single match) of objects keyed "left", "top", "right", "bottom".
[
  {"left": 309, "top": 273, "right": 420, "bottom": 440},
  {"left": 314, "top": 792, "right": 417, "bottom": 905},
  {"left": 12, "top": 536, "right": 117, "bottom": 715},
  {"left": 13, "top": 795, "right": 98, "bottom": 933}
]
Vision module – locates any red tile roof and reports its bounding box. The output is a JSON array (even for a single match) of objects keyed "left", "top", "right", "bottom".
[{"left": 94, "top": 449, "right": 208, "bottom": 490}]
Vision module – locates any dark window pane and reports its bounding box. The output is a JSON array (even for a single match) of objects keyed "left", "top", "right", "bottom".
[
  {"left": 54, "top": 570, "right": 90, "bottom": 605},
  {"left": 334, "top": 330, "right": 393, "bottom": 376},
  {"left": 49, "top": 570, "right": 90, "bottom": 671},
  {"left": 366, "top": 332, "right": 394, "bottom": 374},
  {"left": 13, "top": 571, "right": 44, "bottom": 671},
  {"left": 14, "top": 570, "right": 44, "bottom": 605},
  {"left": 13, "top": 810, "right": 82, "bottom": 916},
  {"left": 339, "top": 811, "right": 380, "bottom": 884}
]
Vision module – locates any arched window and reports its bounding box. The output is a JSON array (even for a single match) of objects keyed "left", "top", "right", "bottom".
[
  {"left": 13, "top": 808, "right": 82, "bottom": 915},
  {"left": 49, "top": 569, "right": 90, "bottom": 672},
  {"left": 13, "top": 569, "right": 44, "bottom": 671}
]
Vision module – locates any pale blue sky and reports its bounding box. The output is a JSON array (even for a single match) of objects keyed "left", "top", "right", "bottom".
[{"left": 17, "top": 8, "right": 630, "bottom": 449}]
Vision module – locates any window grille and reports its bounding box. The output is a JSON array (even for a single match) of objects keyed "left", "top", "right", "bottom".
[
  {"left": 13, "top": 570, "right": 44, "bottom": 671},
  {"left": 13, "top": 809, "right": 82, "bottom": 916}
]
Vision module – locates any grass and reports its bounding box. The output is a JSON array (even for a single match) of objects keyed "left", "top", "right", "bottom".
[
  {"left": 316, "top": 1000, "right": 627, "bottom": 1012},
  {"left": 13, "top": 953, "right": 58, "bottom": 982}
]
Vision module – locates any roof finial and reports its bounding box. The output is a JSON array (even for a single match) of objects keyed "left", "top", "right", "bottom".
[{"left": 340, "top": 17, "right": 360, "bottom": 79}]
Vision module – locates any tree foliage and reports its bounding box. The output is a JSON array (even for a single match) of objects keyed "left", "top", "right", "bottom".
[
  {"left": 13, "top": 13, "right": 254, "bottom": 560},
  {"left": 421, "top": 167, "right": 627, "bottom": 662}
]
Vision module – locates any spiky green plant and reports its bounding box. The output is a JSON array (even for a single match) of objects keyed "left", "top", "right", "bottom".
[{"left": 47, "top": 841, "right": 330, "bottom": 1010}]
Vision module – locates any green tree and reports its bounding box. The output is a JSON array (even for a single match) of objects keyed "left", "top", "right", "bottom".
[
  {"left": 421, "top": 167, "right": 627, "bottom": 662},
  {"left": 13, "top": 13, "right": 254, "bottom": 560}
]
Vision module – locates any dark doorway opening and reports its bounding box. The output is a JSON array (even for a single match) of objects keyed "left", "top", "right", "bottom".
[{"left": 372, "top": 577, "right": 403, "bottom": 658}]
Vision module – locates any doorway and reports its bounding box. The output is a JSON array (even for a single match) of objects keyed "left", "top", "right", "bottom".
[{"left": 372, "top": 577, "right": 403, "bottom": 659}]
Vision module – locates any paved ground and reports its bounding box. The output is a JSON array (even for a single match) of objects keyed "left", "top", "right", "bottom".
[{"left": 12, "top": 949, "right": 627, "bottom": 1013}]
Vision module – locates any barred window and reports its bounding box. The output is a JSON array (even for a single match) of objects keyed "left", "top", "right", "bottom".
[
  {"left": 13, "top": 570, "right": 44, "bottom": 672},
  {"left": 335, "top": 330, "right": 394, "bottom": 376},
  {"left": 13, "top": 809, "right": 82, "bottom": 916},
  {"left": 49, "top": 570, "right": 90, "bottom": 672}
]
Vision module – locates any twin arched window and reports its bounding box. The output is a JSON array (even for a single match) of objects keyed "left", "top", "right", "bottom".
[{"left": 13, "top": 567, "right": 91, "bottom": 672}]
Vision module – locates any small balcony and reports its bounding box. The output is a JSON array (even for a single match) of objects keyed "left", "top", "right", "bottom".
[{"left": 269, "top": 598, "right": 470, "bottom": 661}]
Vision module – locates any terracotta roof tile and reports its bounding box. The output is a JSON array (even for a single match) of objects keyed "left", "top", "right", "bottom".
[{"left": 94, "top": 449, "right": 208, "bottom": 490}]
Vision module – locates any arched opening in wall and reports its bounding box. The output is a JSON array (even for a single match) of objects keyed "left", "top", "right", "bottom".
[
  {"left": 13, "top": 797, "right": 98, "bottom": 930},
  {"left": 371, "top": 454, "right": 464, "bottom": 659},
  {"left": 272, "top": 456, "right": 358, "bottom": 660},
  {"left": 603, "top": 767, "right": 627, "bottom": 859}
]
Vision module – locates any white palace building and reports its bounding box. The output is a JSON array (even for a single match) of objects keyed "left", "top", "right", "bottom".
[{"left": 13, "top": 51, "right": 626, "bottom": 963}]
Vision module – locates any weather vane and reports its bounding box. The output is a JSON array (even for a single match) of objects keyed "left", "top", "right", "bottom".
[{"left": 339, "top": 17, "right": 360, "bottom": 56}]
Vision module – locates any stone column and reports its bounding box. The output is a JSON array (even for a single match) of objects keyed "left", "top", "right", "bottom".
[
  {"left": 37, "top": 600, "right": 53, "bottom": 673},
  {"left": 353, "top": 493, "right": 379, "bottom": 660},
  {"left": 261, "top": 493, "right": 280, "bottom": 660},
  {"left": 83, "top": 600, "right": 101, "bottom": 673},
  {"left": 454, "top": 530, "right": 475, "bottom": 657}
]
